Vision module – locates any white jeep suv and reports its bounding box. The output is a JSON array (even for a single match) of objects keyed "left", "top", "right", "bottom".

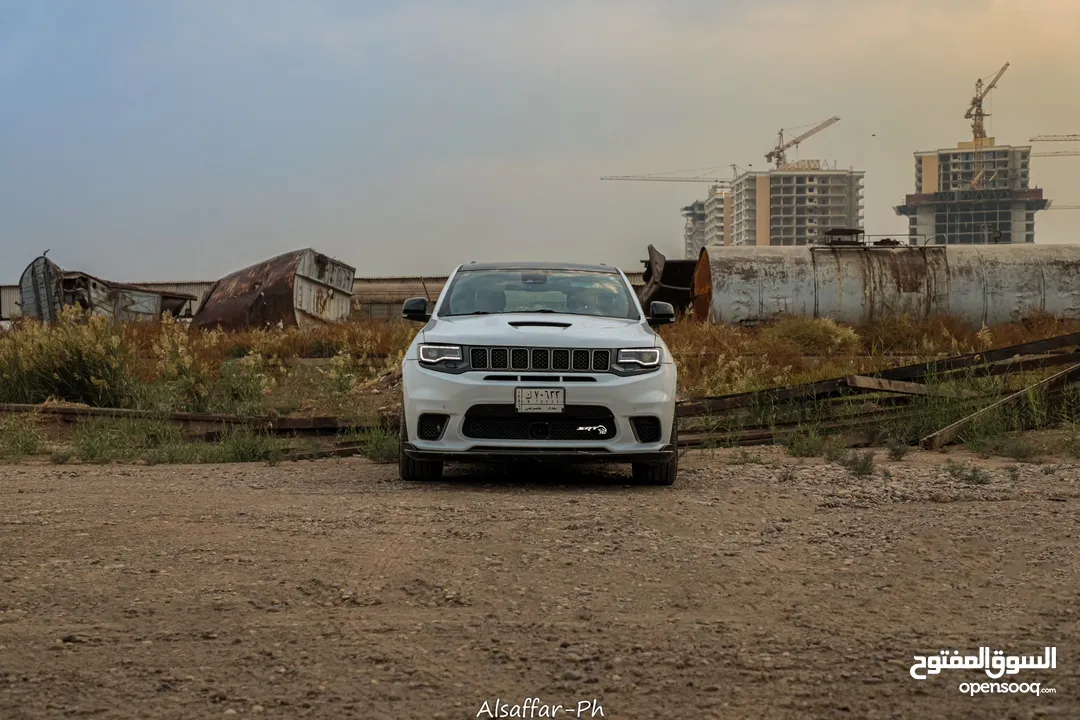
[{"left": 398, "top": 262, "right": 679, "bottom": 485}]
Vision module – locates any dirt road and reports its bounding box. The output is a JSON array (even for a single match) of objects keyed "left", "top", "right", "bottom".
[{"left": 2, "top": 449, "right": 1077, "bottom": 719}]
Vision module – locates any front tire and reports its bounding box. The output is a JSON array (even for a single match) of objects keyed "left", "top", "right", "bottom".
[
  {"left": 398, "top": 413, "right": 443, "bottom": 481},
  {"left": 631, "top": 417, "right": 678, "bottom": 486}
]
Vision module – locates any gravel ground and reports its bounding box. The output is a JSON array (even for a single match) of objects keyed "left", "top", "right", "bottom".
[{"left": 1, "top": 448, "right": 1077, "bottom": 719}]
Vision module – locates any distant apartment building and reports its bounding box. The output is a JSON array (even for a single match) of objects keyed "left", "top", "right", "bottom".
[
  {"left": 894, "top": 139, "right": 1048, "bottom": 244},
  {"left": 727, "top": 162, "right": 865, "bottom": 246},
  {"left": 704, "top": 185, "right": 731, "bottom": 248},
  {"left": 682, "top": 185, "right": 732, "bottom": 258},
  {"left": 681, "top": 199, "right": 706, "bottom": 259}
]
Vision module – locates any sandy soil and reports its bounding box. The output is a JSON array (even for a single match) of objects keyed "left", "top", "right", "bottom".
[{"left": 1, "top": 448, "right": 1077, "bottom": 719}]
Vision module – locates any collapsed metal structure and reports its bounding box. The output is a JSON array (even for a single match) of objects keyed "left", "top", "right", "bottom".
[
  {"left": 637, "top": 245, "right": 698, "bottom": 312},
  {"left": 18, "top": 255, "right": 195, "bottom": 323},
  {"left": 639, "top": 243, "right": 1080, "bottom": 326},
  {"left": 192, "top": 248, "right": 355, "bottom": 331}
]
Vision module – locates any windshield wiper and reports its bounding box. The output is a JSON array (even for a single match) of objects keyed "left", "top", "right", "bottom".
[{"left": 515, "top": 309, "right": 558, "bottom": 313}]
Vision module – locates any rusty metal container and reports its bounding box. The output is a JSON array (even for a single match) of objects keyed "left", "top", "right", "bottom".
[
  {"left": 693, "top": 244, "right": 1080, "bottom": 326},
  {"left": 192, "top": 249, "right": 355, "bottom": 331}
]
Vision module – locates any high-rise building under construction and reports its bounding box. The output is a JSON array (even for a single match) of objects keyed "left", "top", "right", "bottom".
[
  {"left": 729, "top": 163, "right": 865, "bottom": 246},
  {"left": 895, "top": 61, "right": 1050, "bottom": 244},
  {"left": 681, "top": 199, "right": 706, "bottom": 258},
  {"left": 679, "top": 163, "right": 863, "bottom": 252},
  {"left": 894, "top": 139, "right": 1048, "bottom": 244}
]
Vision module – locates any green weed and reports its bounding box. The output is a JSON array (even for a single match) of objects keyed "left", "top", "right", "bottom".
[
  {"left": 886, "top": 438, "right": 910, "bottom": 461},
  {"left": 840, "top": 450, "right": 875, "bottom": 477},
  {"left": 785, "top": 430, "right": 826, "bottom": 458},
  {"left": 944, "top": 459, "right": 991, "bottom": 485},
  {"left": 344, "top": 426, "right": 398, "bottom": 464},
  {"left": 730, "top": 449, "right": 766, "bottom": 465},
  {"left": 0, "top": 414, "right": 43, "bottom": 459},
  {"left": 218, "top": 429, "right": 282, "bottom": 464}
]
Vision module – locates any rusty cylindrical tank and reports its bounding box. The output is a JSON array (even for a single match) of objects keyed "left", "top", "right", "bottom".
[
  {"left": 192, "top": 249, "right": 356, "bottom": 331},
  {"left": 693, "top": 244, "right": 1080, "bottom": 326}
]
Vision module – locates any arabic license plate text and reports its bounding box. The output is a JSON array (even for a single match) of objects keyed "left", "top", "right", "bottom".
[{"left": 515, "top": 387, "right": 564, "bottom": 413}]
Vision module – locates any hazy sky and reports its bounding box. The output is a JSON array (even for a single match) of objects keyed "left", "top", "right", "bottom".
[{"left": 2, "top": 0, "right": 1079, "bottom": 282}]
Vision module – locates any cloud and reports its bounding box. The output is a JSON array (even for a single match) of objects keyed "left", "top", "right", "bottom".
[{"left": 2, "top": 0, "right": 1079, "bottom": 282}]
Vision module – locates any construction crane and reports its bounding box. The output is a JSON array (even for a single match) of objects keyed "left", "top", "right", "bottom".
[
  {"left": 966, "top": 62, "right": 1009, "bottom": 141},
  {"left": 764, "top": 116, "right": 840, "bottom": 169},
  {"left": 600, "top": 174, "right": 732, "bottom": 186},
  {"left": 1031, "top": 150, "right": 1080, "bottom": 158},
  {"left": 1030, "top": 135, "right": 1080, "bottom": 142},
  {"left": 965, "top": 62, "right": 1009, "bottom": 190},
  {"left": 601, "top": 164, "right": 737, "bottom": 186}
]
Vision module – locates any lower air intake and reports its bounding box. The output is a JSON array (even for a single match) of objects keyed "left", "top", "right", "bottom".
[
  {"left": 630, "top": 416, "right": 662, "bottom": 443},
  {"left": 417, "top": 413, "right": 449, "bottom": 441}
]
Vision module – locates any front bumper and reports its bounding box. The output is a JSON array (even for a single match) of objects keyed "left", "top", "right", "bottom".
[
  {"left": 402, "top": 359, "right": 677, "bottom": 460},
  {"left": 401, "top": 444, "right": 677, "bottom": 464}
]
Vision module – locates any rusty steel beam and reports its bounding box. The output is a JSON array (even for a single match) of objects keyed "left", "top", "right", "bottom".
[
  {"left": 677, "top": 332, "right": 1080, "bottom": 418},
  {"left": 0, "top": 403, "right": 395, "bottom": 436},
  {"left": 920, "top": 364, "right": 1080, "bottom": 450}
]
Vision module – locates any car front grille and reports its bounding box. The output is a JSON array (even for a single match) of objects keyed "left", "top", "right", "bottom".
[
  {"left": 462, "top": 405, "right": 617, "bottom": 441},
  {"left": 467, "top": 347, "right": 613, "bottom": 373}
]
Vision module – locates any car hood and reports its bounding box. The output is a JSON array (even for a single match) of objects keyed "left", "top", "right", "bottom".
[{"left": 421, "top": 313, "right": 657, "bottom": 348}]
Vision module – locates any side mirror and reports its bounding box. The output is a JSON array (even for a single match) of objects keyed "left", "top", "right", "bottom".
[
  {"left": 402, "top": 297, "right": 431, "bottom": 323},
  {"left": 647, "top": 301, "right": 676, "bottom": 327}
]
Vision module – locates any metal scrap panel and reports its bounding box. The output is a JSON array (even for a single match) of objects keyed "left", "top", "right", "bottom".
[
  {"left": 295, "top": 251, "right": 354, "bottom": 294},
  {"left": 294, "top": 276, "right": 354, "bottom": 329},
  {"left": 115, "top": 288, "right": 163, "bottom": 321},
  {"left": 19, "top": 256, "right": 63, "bottom": 322},
  {"left": 0, "top": 285, "right": 21, "bottom": 320}
]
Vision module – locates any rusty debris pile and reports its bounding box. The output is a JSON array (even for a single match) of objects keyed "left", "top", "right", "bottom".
[
  {"left": 637, "top": 244, "right": 699, "bottom": 314},
  {"left": 677, "top": 331, "right": 1080, "bottom": 450},
  {"left": 18, "top": 255, "right": 195, "bottom": 322},
  {"left": 8, "top": 248, "right": 355, "bottom": 330}
]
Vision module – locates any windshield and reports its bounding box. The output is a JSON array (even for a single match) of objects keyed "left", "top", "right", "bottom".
[{"left": 438, "top": 268, "right": 639, "bottom": 320}]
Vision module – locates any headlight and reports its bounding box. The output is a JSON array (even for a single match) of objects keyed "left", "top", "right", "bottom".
[
  {"left": 615, "top": 347, "right": 661, "bottom": 369},
  {"left": 419, "top": 344, "right": 462, "bottom": 364}
]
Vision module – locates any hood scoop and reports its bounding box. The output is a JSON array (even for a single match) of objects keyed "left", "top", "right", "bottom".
[{"left": 508, "top": 320, "right": 571, "bottom": 329}]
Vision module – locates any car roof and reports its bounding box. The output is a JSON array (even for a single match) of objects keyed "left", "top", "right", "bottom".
[{"left": 456, "top": 261, "right": 620, "bottom": 273}]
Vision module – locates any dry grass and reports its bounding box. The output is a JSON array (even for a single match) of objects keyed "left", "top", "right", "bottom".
[
  {"left": 659, "top": 311, "right": 1080, "bottom": 397},
  {"left": 2, "top": 309, "right": 1080, "bottom": 464},
  {"left": 2, "top": 309, "right": 1079, "bottom": 416}
]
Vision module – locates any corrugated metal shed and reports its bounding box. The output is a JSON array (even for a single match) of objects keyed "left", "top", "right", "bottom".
[
  {"left": 1, "top": 284, "right": 22, "bottom": 320},
  {"left": 130, "top": 282, "right": 214, "bottom": 316}
]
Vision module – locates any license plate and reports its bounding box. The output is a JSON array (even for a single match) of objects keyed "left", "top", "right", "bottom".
[{"left": 515, "top": 387, "right": 565, "bottom": 413}]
